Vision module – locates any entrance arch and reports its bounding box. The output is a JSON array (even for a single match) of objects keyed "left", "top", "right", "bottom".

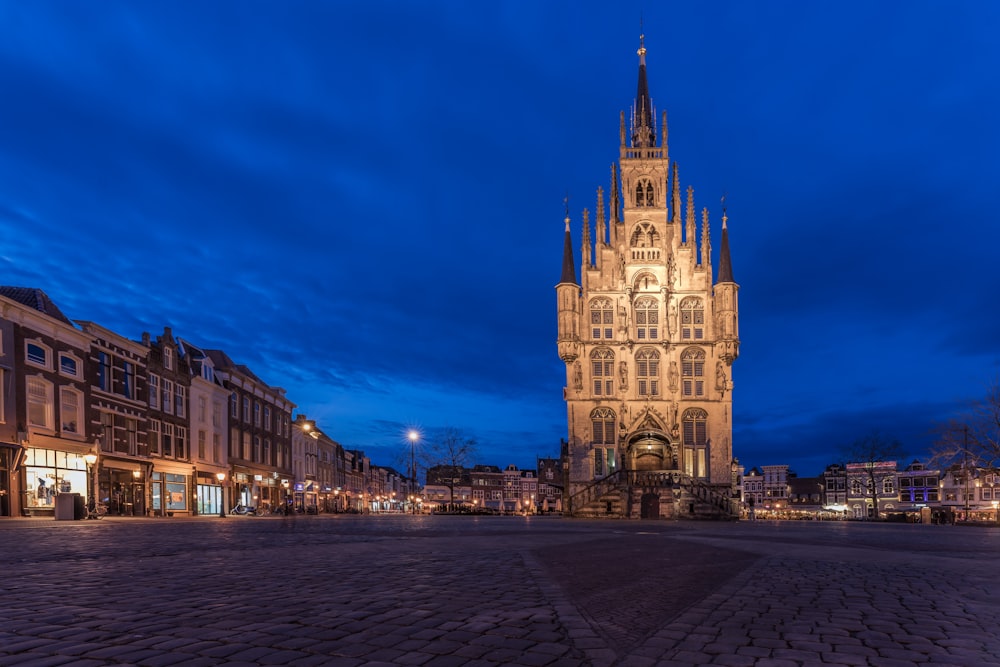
[{"left": 626, "top": 428, "right": 677, "bottom": 472}]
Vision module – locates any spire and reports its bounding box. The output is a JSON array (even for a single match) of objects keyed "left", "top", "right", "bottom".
[
  {"left": 700, "top": 207, "right": 711, "bottom": 269},
  {"left": 610, "top": 164, "right": 620, "bottom": 225},
  {"left": 717, "top": 204, "right": 735, "bottom": 283},
  {"left": 685, "top": 186, "right": 695, "bottom": 246},
  {"left": 560, "top": 200, "right": 577, "bottom": 285},
  {"left": 581, "top": 208, "right": 591, "bottom": 268},
  {"left": 596, "top": 187, "right": 606, "bottom": 246},
  {"left": 630, "top": 33, "right": 655, "bottom": 148},
  {"left": 670, "top": 162, "right": 680, "bottom": 223}
]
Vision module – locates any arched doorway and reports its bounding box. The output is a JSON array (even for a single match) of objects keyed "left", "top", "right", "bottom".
[
  {"left": 626, "top": 429, "right": 676, "bottom": 472},
  {"left": 640, "top": 492, "right": 660, "bottom": 519}
]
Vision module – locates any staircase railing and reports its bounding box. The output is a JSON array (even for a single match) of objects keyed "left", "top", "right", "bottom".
[{"left": 569, "top": 468, "right": 738, "bottom": 516}]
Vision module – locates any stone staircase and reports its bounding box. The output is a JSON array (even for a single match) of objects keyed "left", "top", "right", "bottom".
[{"left": 568, "top": 469, "right": 738, "bottom": 520}]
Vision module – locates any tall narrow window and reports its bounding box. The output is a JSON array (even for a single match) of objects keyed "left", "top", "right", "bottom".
[
  {"left": 126, "top": 418, "right": 137, "bottom": 455},
  {"left": 198, "top": 430, "right": 207, "bottom": 459},
  {"left": 590, "top": 349, "right": 615, "bottom": 396},
  {"left": 242, "top": 397, "right": 250, "bottom": 422},
  {"left": 635, "top": 297, "right": 659, "bottom": 340},
  {"left": 254, "top": 401, "right": 261, "bottom": 427},
  {"left": 27, "top": 377, "right": 54, "bottom": 429},
  {"left": 680, "top": 297, "right": 704, "bottom": 340},
  {"left": 100, "top": 412, "right": 113, "bottom": 451},
  {"left": 98, "top": 352, "right": 111, "bottom": 392},
  {"left": 162, "top": 380, "right": 174, "bottom": 414},
  {"left": 242, "top": 432, "right": 251, "bottom": 460},
  {"left": 590, "top": 298, "right": 614, "bottom": 340},
  {"left": 230, "top": 392, "right": 238, "bottom": 418},
  {"left": 163, "top": 347, "right": 173, "bottom": 370},
  {"left": 682, "top": 408, "right": 708, "bottom": 478},
  {"left": 149, "top": 374, "right": 160, "bottom": 408},
  {"left": 60, "top": 388, "right": 80, "bottom": 434},
  {"left": 149, "top": 420, "right": 161, "bottom": 455},
  {"left": 162, "top": 423, "right": 174, "bottom": 458},
  {"left": 122, "top": 361, "right": 135, "bottom": 399},
  {"left": 175, "top": 385, "right": 186, "bottom": 418},
  {"left": 175, "top": 427, "right": 187, "bottom": 459},
  {"left": 263, "top": 406, "right": 271, "bottom": 431},
  {"left": 253, "top": 435, "right": 261, "bottom": 462},
  {"left": 213, "top": 433, "right": 221, "bottom": 463},
  {"left": 681, "top": 348, "right": 705, "bottom": 397},
  {"left": 263, "top": 439, "right": 271, "bottom": 466},
  {"left": 636, "top": 348, "right": 660, "bottom": 396},
  {"left": 0, "top": 369, "right": 5, "bottom": 424},
  {"left": 198, "top": 396, "right": 207, "bottom": 424}
]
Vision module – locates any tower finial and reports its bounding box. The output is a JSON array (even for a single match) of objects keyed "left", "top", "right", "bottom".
[{"left": 564, "top": 193, "right": 570, "bottom": 231}]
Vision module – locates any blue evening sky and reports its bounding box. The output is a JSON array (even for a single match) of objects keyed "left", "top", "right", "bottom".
[{"left": 2, "top": 1, "right": 998, "bottom": 476}]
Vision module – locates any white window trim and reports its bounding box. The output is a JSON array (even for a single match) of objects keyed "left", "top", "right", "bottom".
[
  {"left": 26, "top": 339, "right": 52, "bottom": 370},
  {"left": 59, "top": 385, "right": 84, "bottom": 436},
  {"left": 27, "top": 375, "right": 55, "bottom": 431},
  {"left": 58, "top": 352, "right": 83, "bottom": 379}
]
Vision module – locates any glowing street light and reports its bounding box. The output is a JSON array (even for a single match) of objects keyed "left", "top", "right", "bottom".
[
  {"left": 216, "top": 472, "right": 226, "bottom": 517},
  {"left": 83, "top": 452, "right": 98, "bottom": 518},
  {"left": 408, "top": 430, "right": 420, "bottom": 514}
]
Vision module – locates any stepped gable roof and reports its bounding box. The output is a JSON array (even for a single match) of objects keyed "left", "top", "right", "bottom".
[{"left": 0, "top": 286, "right": 74, "bottom": 326}]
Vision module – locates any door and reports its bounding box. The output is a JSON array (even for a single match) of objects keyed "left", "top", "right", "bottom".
[{"left": 640, "top": 492, "right": 660, "bottom": 519}]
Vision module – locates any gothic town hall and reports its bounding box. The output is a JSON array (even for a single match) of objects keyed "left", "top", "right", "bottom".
[{"left": 556, "top": 38, "right": 740, "bottom": 519}]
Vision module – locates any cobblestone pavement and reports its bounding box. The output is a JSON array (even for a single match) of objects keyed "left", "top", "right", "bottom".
[{"left": 1, "top": 516, "right": 998, "bottom": 666}]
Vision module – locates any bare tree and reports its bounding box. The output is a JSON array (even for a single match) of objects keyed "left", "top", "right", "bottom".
[
  {"left": 421, "top": 427, "right": 478, "bottom": 511},
  {"left": 841, "top": 430, "right": 905, "bottom": 520},
  {"left": 933, "top": 378, "right": 1000, "bottom": 473}
]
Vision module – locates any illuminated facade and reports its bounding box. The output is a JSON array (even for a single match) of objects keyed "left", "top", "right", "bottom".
[{"left": 557, "top": 37, "right": 740, "bottom": 519}]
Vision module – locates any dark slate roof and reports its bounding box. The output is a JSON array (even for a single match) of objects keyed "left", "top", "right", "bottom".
[
  {"left": 717, "top": 220, "right": 735, "bottom": 283},
  {"left": 559, "top": 222, "right": 577, "bottom": 285},
  {"left": 0, "top": 286, "right": 74, "bottom": 325},
  {"left": 204, "top": 349, "right": 268, "bottom": 386}
]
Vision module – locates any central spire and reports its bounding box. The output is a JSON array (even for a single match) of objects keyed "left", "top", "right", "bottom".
[{"left": 631, "top": 34, "right": 655, "bottom": 148}]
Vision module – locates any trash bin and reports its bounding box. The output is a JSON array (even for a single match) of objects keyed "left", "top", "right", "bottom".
[{"left": 55, "top": 493, "right": 80, "bottom": 521}]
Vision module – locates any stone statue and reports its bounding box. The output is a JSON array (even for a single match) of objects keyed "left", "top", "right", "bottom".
[
  {"left": 573, "top": 361, "right": 583, "bottom": 391},
  {"left": 669, "top": 361, "right": 679, "bottom": 392},
  {"left": 715, "top": 362, "right": 727, "bottom": 394},
  {"left": 619, "top": 361, "right": 628, "bottom": 390}
]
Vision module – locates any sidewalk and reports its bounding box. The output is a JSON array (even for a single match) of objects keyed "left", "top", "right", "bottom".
[{"left": 0, "top": 516, "right": 997, "bottom": 666}]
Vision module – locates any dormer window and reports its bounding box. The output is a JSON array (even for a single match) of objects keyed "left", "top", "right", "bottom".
[{"left": 202, "top": 364, "right": 213, "bottom": 382}]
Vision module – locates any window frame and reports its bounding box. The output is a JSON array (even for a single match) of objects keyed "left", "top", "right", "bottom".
[
  {"left": 59, "top": 386, "right": 82, "bottom": 435},
  {"left": 26, "top": 340, "right": 51, "bottom": 369},
  {"left": 27, "top": 376, "right": 55, "bottom": 430}
]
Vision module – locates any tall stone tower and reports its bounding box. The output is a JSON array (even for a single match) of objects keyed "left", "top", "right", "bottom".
[{"left": 556, "top": 36, "right": 740, "bottom": 519}]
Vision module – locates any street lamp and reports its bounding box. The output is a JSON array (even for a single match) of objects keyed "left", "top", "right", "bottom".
[
  {"left": 216, "top": 472, "right": 226, "bottom": 517},
  {"left": 83, "top": 453, "right": 97, "bottom": 518},
  {"left": 408, "top": 430, "right": 420, "bottom": 514}
]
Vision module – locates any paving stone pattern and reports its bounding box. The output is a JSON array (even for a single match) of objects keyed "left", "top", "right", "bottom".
[{"left": 0, "top": 516, "right": 998, "bottom": 666}]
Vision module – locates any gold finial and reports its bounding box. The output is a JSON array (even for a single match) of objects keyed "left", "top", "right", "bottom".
[
  {"left": 637, "top": 15, "right": 646, "bottom": 62},
  {"left": 564, "top": 194, "right": 570, "bottom": 230}
]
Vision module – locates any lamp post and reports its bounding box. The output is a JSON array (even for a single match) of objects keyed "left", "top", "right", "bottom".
[
  {"left": 83, "top": 453, "right": 97, "bottom": 518},
  {"left": 216, "top": 472, "right": 226, "bottom": 517},
  {"left": 408, "top": 430, "right": 419, "bottom": 514}
]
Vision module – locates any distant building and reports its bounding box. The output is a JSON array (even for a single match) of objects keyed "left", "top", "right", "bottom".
[
  {"left": 536, "top": 457, "right": 563, "bottom": 512},
  {"left": 821, "top": 464, "right": 848, "bottom": 515},
  {"left": 557, "top": 36, "right": 739, "bottom": 519},
  {"left": 846, "top": 461, "right": 898, "bottom": 519}
]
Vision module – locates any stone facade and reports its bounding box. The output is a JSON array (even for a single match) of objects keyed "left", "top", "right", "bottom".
[{"left": 557, "top": 38, "right": 740, "bottom": 519}]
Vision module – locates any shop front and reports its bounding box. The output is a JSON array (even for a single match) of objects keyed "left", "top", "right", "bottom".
[
  {"left": 22, "top": 446, "right": 91, "bottom": 517},
  {"left": 0, "top": 444, "right": 22, "bottom": 517},
  {"left": 99, "top": 460, "right": 147, "bottom": 516},
  {"left": 195, "top": 471, "right": 226, "bottom": 515},
  {"left": 151, "top": 463, "right": 191, "bottom": 517}
]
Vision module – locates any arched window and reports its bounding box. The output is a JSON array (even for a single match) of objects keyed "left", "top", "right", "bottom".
[
  {"left": 629, "top": 222, "right": 660, "bottom": 248},
  {"left": 590, "top": 349, "right": 614, "bottom": 396},
  {"left": 680, "top": 297, "right": 704, "bottom": 340},
  {"left": 883, "top": 478, "right": 894, "bottom": 494},
  {"left": 636, "top": 348, "right": 660, "bottom": 396},
  {"left": 682, "top": 408, "right": 708, "bottom": 478},
  {"left": 851, "top": 479, "right": 863, "bottom": 495},
  {"left": 591, "top": 407, "right": 616, "bottom": 445},
  {"left": 635, "top": 179, "right": 654, "bottom": 207},
  {"left": 681, "top": 348, "right": 705, "bottom": 397},
  {"left": 635, "top": 297, "right": 659, "bottom": 340},
  {"left": 589, "top": 298, "right": 614, "bottom": 340}
]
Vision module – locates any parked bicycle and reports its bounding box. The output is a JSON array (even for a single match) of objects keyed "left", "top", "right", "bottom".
[{"left": 87, "top": 501, "right": 108, "bottom": 520}]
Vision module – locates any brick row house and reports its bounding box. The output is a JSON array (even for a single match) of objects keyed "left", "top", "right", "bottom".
[{"left": 1, "top": 286, "right": 426, "bottom": 518}]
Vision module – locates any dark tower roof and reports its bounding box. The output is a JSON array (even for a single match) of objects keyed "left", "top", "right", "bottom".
[
  {"left": 717, "top": 214, "right": 735, "bottom": 283},
  {"left": 559, "top": 214, "right": 577, "bottom": 285},
  {"left": 0, "top": 286, "right": 74, "bottom": 325},
  {"left": 631, "top": 35, "right": 655, "bottom": 148}
]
